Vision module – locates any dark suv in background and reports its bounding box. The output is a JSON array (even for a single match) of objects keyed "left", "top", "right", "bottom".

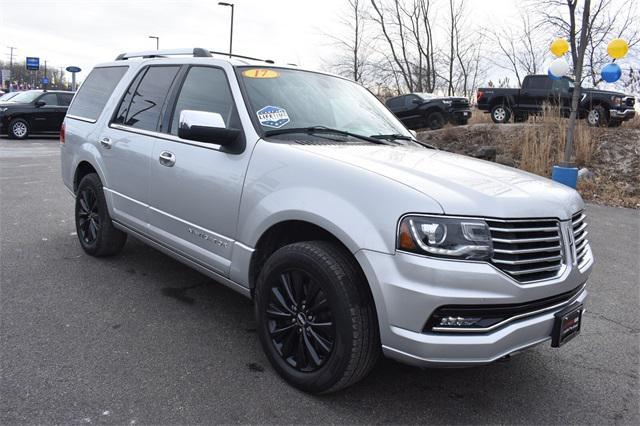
[
  {"left": 0, "top": 90, "right": 75, "bottom": 139},
  {"left": 386, "top": 93, "right": 471, "bottom": 130}
]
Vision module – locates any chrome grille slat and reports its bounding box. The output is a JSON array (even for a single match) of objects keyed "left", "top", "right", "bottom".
[
  {"left": 493, "top": 245, "right": 561, "bottom": 254},
  {"left": 486, "top": 218, "right": 563, "bottom": 283},
  {"left": 572, "top": 211, "right": 590, "bottom": 266},
  {"left": 502, "top": 264, "right": 563, "bottom": 275},
  {"left": 492, "top": 236, "right": 560, "bottom": 244}
]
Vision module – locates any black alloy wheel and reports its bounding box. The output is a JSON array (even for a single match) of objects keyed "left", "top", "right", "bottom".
[
  {"left": 77, "top": 187, "right": 101, "bottom": 245},
  {"left": 266, "top": 268, "right": 336, "bottom": 372}
]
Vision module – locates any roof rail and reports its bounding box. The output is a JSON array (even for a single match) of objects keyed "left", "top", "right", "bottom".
[
  {"left": 115, "top": 47, "right": 212, "bottom": 61},
  {"left": 113, "top": 47, "right": 275, "bottom": 64},
  {"left": 208, "top": 50, "right": 275, "bottom": 64}
]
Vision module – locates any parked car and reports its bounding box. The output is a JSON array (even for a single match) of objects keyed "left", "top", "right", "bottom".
[
  {"left": 386, "top": 93, "right": 471, "bottom": 130},
  {"left": 0, "top": 89, "right": 75, "bottom": 139},
  {"left": 0, "top": 91, "right": 22, "bottom": 102},
  {"left": 61, "top": 48, "right": 593, "bottom": 394},
  {"left": 477, "top": 75, "right": 636, "bottom": 127}
]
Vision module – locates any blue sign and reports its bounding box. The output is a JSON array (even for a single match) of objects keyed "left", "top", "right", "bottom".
[
  {"left": 41, "top": 77, "right": 49, "bottom": 85},
  {"left": 66, "top": 66, "right": 81, "bottom": 73},
  {"left": 26, "top": 57, "right": 40, "bottom": 71},
  {"left": 256, "top": 105, "right": 290, "bottom": 128}
]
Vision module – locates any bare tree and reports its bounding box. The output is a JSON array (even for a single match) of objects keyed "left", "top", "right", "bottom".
[
  {"left": 324, "top": 0, "right": 373, "bottom": 84},
  {"left": 489, "top": 14, "right": 545, "bottom": 86}
]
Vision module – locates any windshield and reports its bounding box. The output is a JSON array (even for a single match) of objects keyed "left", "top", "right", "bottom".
[
  {"left": 416, "top": 92, "right": 436, "bottom": 100},
  {"left": 0, "top": 92, "right": 19, "bottom": 102},
  {"left": 238, "top": 67, "right": 412, "bottom": 138},
  {"left": 8, "top": 91, "right": 41, "bottom": 103}
]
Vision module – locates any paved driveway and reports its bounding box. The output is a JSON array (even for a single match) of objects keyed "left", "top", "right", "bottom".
[{"left": 1, "top": 138, "right": 638, "bottom": 424}]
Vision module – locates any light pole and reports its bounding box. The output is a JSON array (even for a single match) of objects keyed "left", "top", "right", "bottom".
[
  {"left": 218, "top": 2, "right": 234, "bottom": 57},
  {"left": 148, "top": 35, "right": 159, "bottom": 50}
]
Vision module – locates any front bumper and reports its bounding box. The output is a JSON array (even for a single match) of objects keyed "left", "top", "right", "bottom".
[
  {"left": 355, "top": 241, "right": 593, "bottom": 367},
  {"left": 609, "top": 108, "right": 636, "bottom": 120},
  {"left": 448, "top": 109, "right": 472, "bottom": 122}
]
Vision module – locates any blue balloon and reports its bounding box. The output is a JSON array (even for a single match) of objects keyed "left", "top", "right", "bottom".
[
  {"left": 601, "top": 63, "right": 622, "bottom": 83},
  {"left": 548, "top": 69, "right": 561, "bottom": 80}
]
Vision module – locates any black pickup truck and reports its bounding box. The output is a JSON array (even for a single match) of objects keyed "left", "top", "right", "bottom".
[
  {"left": 476, "top": 75, "right": 636, "bottom": 127},
  {"left": 386, "top": 93, "right": 471, "bottom": 130}
]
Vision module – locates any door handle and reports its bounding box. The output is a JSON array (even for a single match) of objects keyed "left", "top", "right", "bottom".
[
  {"left": 99, "top": 137, "right": 112, "bottom": 149},
  {"left": 159, "top": 151, "right": 176, "bottom": 167}
]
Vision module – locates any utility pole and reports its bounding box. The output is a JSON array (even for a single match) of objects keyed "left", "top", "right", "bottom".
[
  {"left": 218, "top": 2, "right": 235, "bottom": 57},
  {"left": 7, "top": 46, "right": 16, "bottom": 91},
  {"left": 44, "top": 60, "right": 48, "bottom": 91}
]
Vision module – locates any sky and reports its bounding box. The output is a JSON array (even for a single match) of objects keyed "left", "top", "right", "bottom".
[{"left": 0, "top": 0, "right": 521, "bottom": 84}]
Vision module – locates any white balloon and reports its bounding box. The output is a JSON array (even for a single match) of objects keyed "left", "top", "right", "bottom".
[{"left": 549, "top": 57, "right": 570, "bottom": 78}]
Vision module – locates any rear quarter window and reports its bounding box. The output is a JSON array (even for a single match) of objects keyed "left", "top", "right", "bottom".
[{"left": 67, "top": 66, "right": 128, "bottom": 121}]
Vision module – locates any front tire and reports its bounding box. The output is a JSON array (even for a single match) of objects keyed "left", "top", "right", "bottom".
[
  {"left": 491, "top": 104, "right": 511, "bottom": 123},
  {"left": 254, "top": 241, "right": 379, "bottom": 394},
  {"left": 8, "top": 118, "right": 29, "bottom": 139},
  {"left": 587, "top": 105, "right": 608, "bottom": 127},
  {"left": 426, "top": 111, "right": 445, "bottom": 130},
  {"left": 75, "top": 173, "right": 127, "bottom": 256}
]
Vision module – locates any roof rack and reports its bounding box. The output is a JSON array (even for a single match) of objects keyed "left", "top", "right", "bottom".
[{"left": 114, "top": 47, "right": 275, "bottom": 64}]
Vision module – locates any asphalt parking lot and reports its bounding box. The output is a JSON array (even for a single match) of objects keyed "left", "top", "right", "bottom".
[{"left": 1, "top": 137, "right": 639, "bottom": 425}]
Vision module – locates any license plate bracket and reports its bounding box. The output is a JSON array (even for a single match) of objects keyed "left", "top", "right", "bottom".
[{"left": 551, "top": 302, "right": 583, "bottom": 347}]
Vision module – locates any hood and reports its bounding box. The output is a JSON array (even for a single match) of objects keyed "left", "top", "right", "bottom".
[
  {"left": 293, "top": 144, "right": 583, "bottom": 220},
  {"left": 582, "top": 87, "right": 629, "bottom": 98}
]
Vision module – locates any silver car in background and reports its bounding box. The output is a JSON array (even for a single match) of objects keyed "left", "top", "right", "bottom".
[{"left": 60, "top": 48, "right": 593, "bottom": 394}]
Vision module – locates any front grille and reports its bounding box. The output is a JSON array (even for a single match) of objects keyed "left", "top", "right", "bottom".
[
  {"left": 572, "top": 211, "right": 589, "bottom": 266},
  {"left": 486, "top": 218, "right": 563, "bottom": 283},
  {"left": 452, "top": 99, "right": 469, "bottom": 109}
]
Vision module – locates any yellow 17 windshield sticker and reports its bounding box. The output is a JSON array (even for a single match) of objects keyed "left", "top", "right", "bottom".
[{"left": 242, "top": 69, "right": 280, "bottom": 79}]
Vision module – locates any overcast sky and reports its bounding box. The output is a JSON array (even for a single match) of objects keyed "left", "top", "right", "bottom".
[{"left": 0, "top": 0, "right": 521, "bottom": 82}]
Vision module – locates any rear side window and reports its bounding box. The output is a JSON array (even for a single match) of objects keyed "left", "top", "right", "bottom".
[
  {"left": 67, "top": 66, "right": 128, "bottom": 121},
  {"left": 386, "top": 97, "right": 403, "bottom": 110},
  {"left": 113, "top": 66, "right": 180, "bottom": 131},
  {"left": 169, "top": 66, "right": 238, "bottom": 135},
  {"left": 525, "top": 76, "right": 552, "bottom": 90},
  {"left": 57, "top": 93, "right": 74, "bottom": 106}
]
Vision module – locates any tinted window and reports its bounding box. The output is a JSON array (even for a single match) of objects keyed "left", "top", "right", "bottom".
[
  {"left": 67, "top": 66, "right": 128, "bottom": 121},
  {"left": 169, "top": 66, "right": 237, "bottom": 135},
  {"left": 526, "top": 76, "right": 552, "bottom": 90},
  {"left": 386, "top": 97, "right": 403, "bottom": 109},
  {"left": 113, "top": 70, "right": 146, "bottom": 126},
  {"left": 114, "top": 66, "right": 179, "bottom": 131},
  {"left": 552, "top": 78, "right": 570, "bottom": 92},
  {"left": 38, "top": 93, "right": 58, "bottom": 106},
  {"left": 57, "top": 93, "right": 74, "bottom": 106}
]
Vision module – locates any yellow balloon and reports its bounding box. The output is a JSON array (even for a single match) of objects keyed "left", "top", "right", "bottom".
[
  {"left": 550, "top": 38, "right": 570, "bottom": 57},
  {"left": 608, "top": 38, "right": 629, "bottom": 59}
]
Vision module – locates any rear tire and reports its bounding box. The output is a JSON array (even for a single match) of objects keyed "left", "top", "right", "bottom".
[
  {"left": 75, "top": 173, "right": 127, "bottom": 256},
  {"left": 8, "top": 118, "right": 29, "bottom": 139},
  {"left": 491, "top": 104, "right": 512, "bottom": 124},
  {"left": 254, "top": 241, "right": 379, "bottom": 394},
  {"left": 426, "top": 111, "right": 445, "bottom": 130}
]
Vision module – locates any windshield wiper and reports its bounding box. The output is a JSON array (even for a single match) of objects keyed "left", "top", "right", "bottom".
[
  {"left": 370, "top": 133, "right": 436, "bottom": 149},
  {"left": 263, "top": 126, "right": 392, "bottom": 145}
]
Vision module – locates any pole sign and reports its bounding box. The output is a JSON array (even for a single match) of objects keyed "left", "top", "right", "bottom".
[
  {"left": 41, "top": 77, "right": 49, "bottom": 85},
  {"left": 26, "top": 57, "right": 40, "bottom": 71},
  {"left": 65, "top": 66, "right": 81, "bottom": 73}
]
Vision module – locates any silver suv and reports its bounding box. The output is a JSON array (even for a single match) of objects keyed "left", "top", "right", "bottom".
[{"left": 61, "top": 48, "right": 593, "bottom": 393}]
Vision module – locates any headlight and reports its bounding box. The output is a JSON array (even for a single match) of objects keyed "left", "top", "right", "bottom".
[
  {"left": 0, "top": 107, "right": 7, "bottom": 113},
  {"left": 398, "top": 215, "right": 493, "bottom": 260},
  {"left": 442, "top": 99, "right": 452, "bottom": 105}
]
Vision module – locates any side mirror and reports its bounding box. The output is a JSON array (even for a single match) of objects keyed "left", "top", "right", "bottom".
[
  {"left": 177, "top": 110, "right": 240, "bottom": 146},
  {"left": 34, "top": 100, "right": 46, "bottom": 107}
]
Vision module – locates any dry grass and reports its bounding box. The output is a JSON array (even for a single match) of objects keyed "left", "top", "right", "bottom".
[
  {"left": 518, "top": 104, "right": 595, "bottom": 176},
  {"left": 622, "top": 114, "right": 640, "bottom": 129}
]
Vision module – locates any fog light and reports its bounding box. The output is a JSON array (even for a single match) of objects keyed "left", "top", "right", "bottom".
[{"left": 438, "top": 316, "right": 482, "bottom": 327}]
